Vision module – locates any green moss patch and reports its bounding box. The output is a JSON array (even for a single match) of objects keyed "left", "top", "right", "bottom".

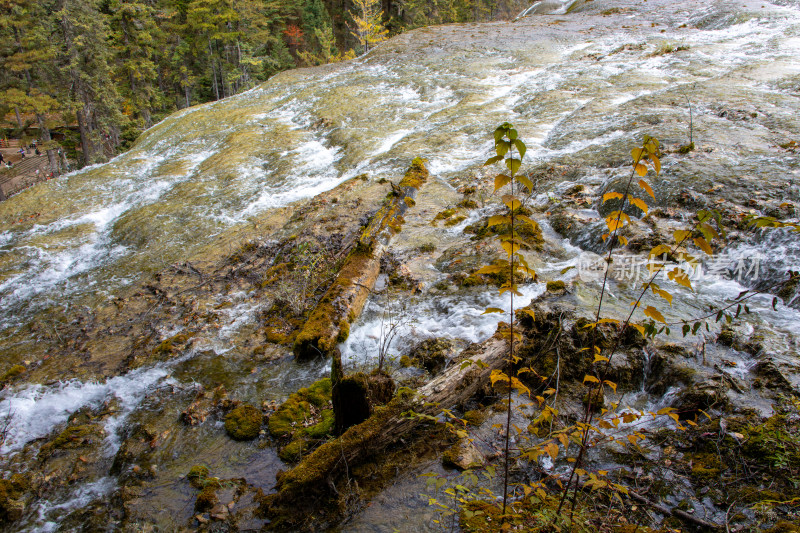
[
  {"left": 0, "top": 364, "right": 26, "bottom": 384},
  {"left": 268, "top": 378, "right": 334, "bottom": 463},
  {"left": 39, "top": 424, "right": 105, "bottom": 458},
  {"left": 187, "top": 465, "right": 210, "bottom": 489},
  {"left": 224, "top": 404, "right": 263, "bottom": 441}
]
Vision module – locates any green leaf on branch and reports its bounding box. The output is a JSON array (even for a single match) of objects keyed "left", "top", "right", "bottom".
[
  {"left": 517, "top": 174, "right": 533, "bottom": 191},
  {"left": 513, "top": 139, "right": 526, "bottom": 159}
]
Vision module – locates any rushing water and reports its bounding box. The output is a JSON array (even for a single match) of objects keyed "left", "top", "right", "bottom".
[{"left": 1, "top": 0, "right": 800, "bottom": 530}]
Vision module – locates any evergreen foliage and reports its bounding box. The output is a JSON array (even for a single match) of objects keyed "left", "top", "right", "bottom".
[{"left": 0, "top": 0, "right": 529, "bottom": 168}]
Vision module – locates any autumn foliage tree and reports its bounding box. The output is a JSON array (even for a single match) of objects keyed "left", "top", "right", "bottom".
[{"left": 348, "top": 0, "right": 389, "bottom": 55}]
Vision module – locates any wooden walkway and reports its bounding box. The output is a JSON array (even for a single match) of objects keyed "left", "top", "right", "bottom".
[{"left": 0, "top": 152, "right": 54, "bottom": 199}]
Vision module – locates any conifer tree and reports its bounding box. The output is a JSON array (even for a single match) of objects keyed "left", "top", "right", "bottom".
[
  {"left": 0, "top": 0, "right": 63, "bottom": 174},
  {"left": 110, "top": 0, "right": 160, "bottom": 128},
  {"left": 56, "top": 0, "right": 125, "bottom": 164}
]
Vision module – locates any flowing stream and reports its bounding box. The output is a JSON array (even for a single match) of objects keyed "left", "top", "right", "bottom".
[{"left": 1, "top": 0, "right": 800, "bottom": 530}]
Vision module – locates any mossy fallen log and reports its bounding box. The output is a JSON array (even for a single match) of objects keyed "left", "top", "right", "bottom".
[
  {"left": 293, "top": 158, "right": 429, "bottom": 359},
  {"left": 262, "top": 333, "right": 508, "bottom": 528}
]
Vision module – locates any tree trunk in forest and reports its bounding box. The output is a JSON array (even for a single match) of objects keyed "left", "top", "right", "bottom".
[
  {"left": 36, "top": 114, "right": 60, "bottom": 177},
  {"left": 14, "top": 107, "right": 22, "bottom": 129},
  {"left": 76, "top": 107, "right": 92, "bottom": 165},
  {"left": 211, "top": 61, "right": 220, "bottom": 100}
]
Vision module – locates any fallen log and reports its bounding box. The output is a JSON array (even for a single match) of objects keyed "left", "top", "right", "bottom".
[
  {"left": 292, "top": 158, "right": 429, "bottom": 359},
  {"left": 263, "top": 334, "right": 509, "bottom": 526}
]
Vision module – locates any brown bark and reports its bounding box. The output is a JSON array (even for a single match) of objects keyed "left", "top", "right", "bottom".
[
  {"left": 267, "top": 334, "right": 508, "bottom": 510},
  {"left": 293, "top": 160, "right": 428, "bottom": 359},
  {"left": 36, "top": 114, "right": 60, "bottom": 177},
  {"left": 76, "top": 107, "right": 92, "bottom": 165}
]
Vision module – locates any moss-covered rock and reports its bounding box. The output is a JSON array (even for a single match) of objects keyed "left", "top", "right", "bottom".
[
  {"left": 442, "top": 439, "right": 484, "bottom": 470},
  {"left": 187, "top": 465, "right": 210, "bottom": 489},
  {"left": 444, "top": 214, "right": 467, "bottom": 227},
  {"left": 673, "top": 378, "right": 730, "bottom": 418},
  {"left": 151, "top": 331, "right": 194, "bottom": 358},
  {"left": 0, "top": 364, "right": 25, "bottom": 384},
  {"left": 463, "top": 410, "right": 488, "bottom": 427},
  {"left": 716, "top": 325, "right": 737, "bottom": 347},
  {"left": 195, "top": 485, "right": 218, "bottom": 512},
  {"left": 777, "top": 273, "right": 799, "bottom": 304},
  {"left": 0, "top": 475, "right": 27, "bottom": 523},
  {"left": 39, "top": 424, "right": 105, "bottom": 458},
  {"left": 224, "top": 404, "right": 263, "bottom": 441},
  {"left": 463, "top": 213, "right": 544, "bottom": 250},
  {"left": 268, "top": 378, "right": 332, "bottom": 438},
  {"left": 546, "top": 280, "right": 566, "bottom": 293},
  {"left": 409, "top": 338, "right": 455, "bottom": 375}
]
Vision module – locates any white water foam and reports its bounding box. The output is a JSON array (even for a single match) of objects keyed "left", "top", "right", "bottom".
[
  {"left": 0, "top": 365, "right": 174, "bottom": 455},
  {"left": 341, "top": 283, "right": 545, "bottom": 365}
]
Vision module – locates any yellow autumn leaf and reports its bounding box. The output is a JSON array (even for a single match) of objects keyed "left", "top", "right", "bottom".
[
  {"left": 649, "top": 244, "right": 671, "bottom": 258},
  {"left": 606, "top": 218, "right": 624, "bottom": 232},
  {"left": 694, "top": 236, "right": 713, "bottom": 255},
  {"left": 474, "top": 264, "right": 505, "bottom": 275},
  {"left": 673, "top": 229, "right": 692, "bottom": 243},
  {"left": 502, "top": 194, "right": 521, "bottom": 211},
  {"left": 494, "top": 174, "right": 512, "bottom": 192},
  {"left": 488, "top": 215, "right": 510, "bottom": 227},
  {"left": 651, "top": 286, "right": 673, "bottom": 305},
  {"left": 668, "top": 267, "right": 692, "bottom": 289},
  {"left": 643, "top": 305, "right": 665, "bottom": 323},
  {"left": 546, "top": 442, "right": 559, "bottom": 460},
  {"left": 501, "top": 240, "right": 520, "bottom": 256},
  {"left": 602, "top": 192, "right": 624, "bottom": 204},
  {"left": 583, "top": 374, "right": 600, "bottom": 384},
  {"left": 635, "top": 163, "right": 648, "bottom": 176},
  {"left": 638, "top": 179, "right": 655, "bottom": 199},
  {"left": 628, "top": 195, "right": 649, "bottom": 214}
]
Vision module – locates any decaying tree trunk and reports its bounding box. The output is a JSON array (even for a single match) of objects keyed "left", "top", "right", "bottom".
[
  {"left": 263, "top": 334, "right": 509, "bottom": 522},
  {"left": 292, "top": 158, "right": 429, "bottom": 359}
]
